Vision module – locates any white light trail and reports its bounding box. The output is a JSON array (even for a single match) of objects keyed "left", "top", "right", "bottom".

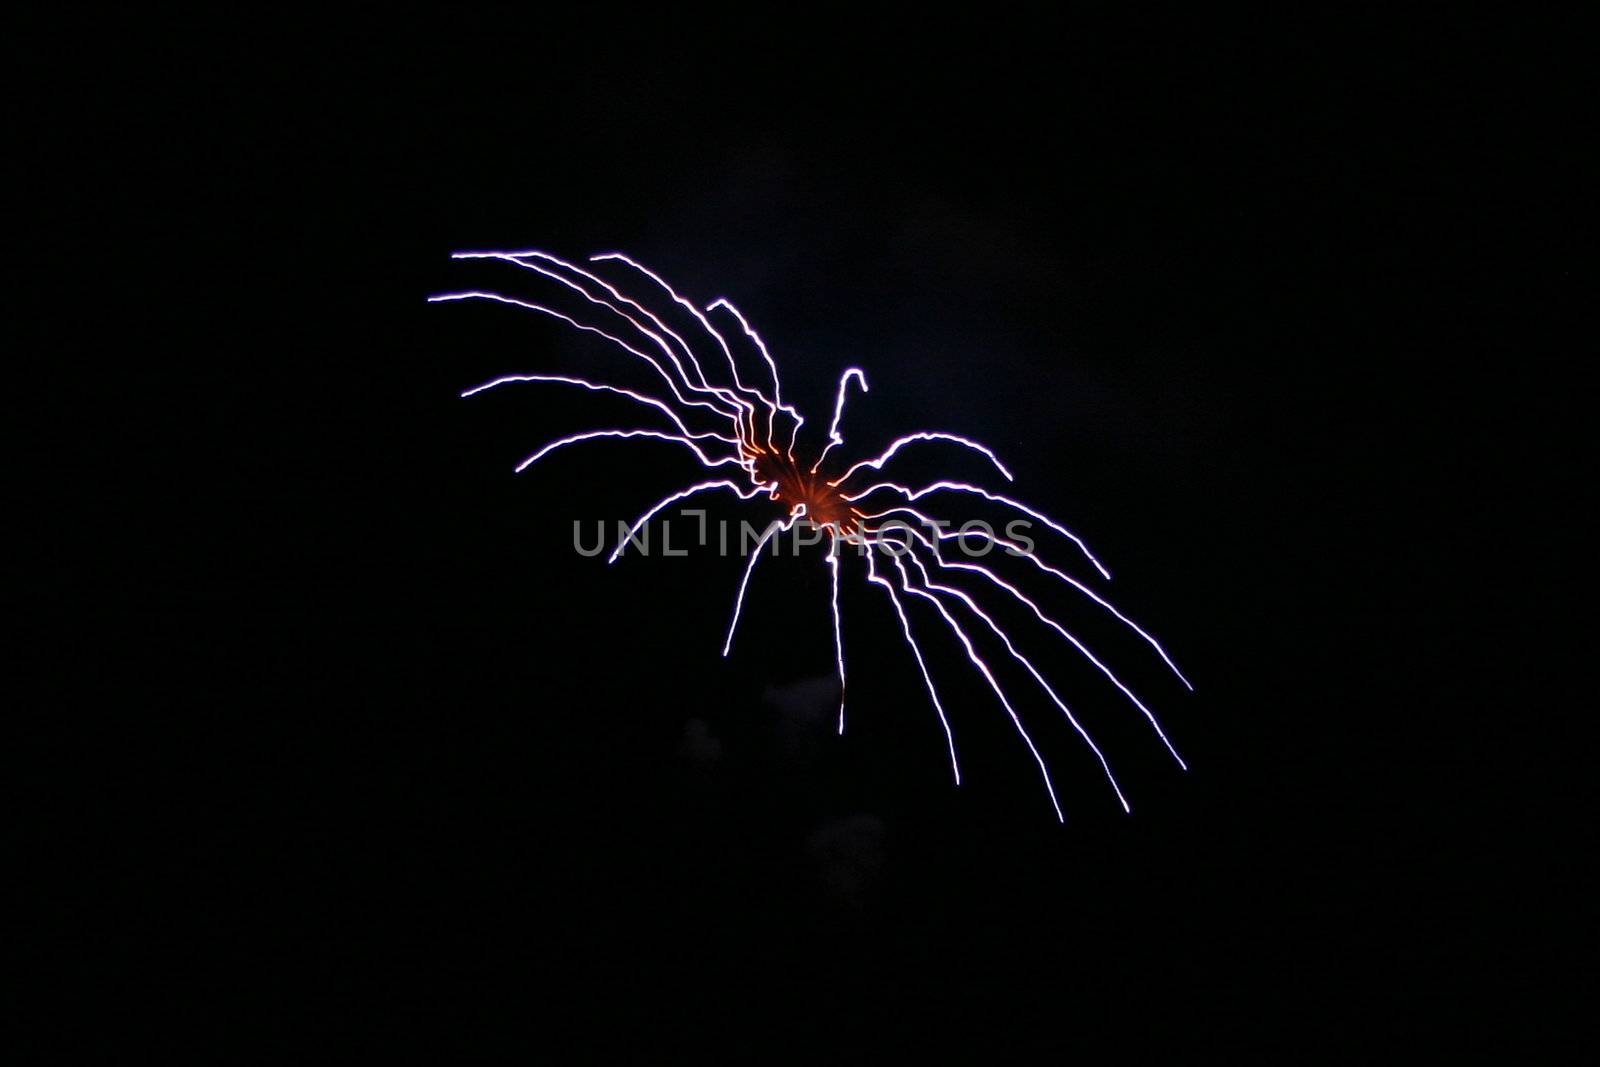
[
  {"left": 856, "top": 504, "right": 1193, "bottom": 692},
  {"left": 706, "top": 297, "right": 806, "bottom": 455},
  {"left": 722, "top": 513, "right": 800, "bottom": 657},
  {"left": 897, "top": 540, "right": 1130, "bottom": 811},
  {"left": 886, "top": 552, "right": 1064, "bottom": 822},
  {"left": 842, "top": 478, "right": 1113, "bottom": 580},
  {"left": 610, "top": 479, "right": 773, "bottom": 565},
  {"left": 592, "top": 252, "right": 775, "bottom": 447},
  {"left": 861, "top": 513, "right": 1187, "bottom": 766},
  {"left": 514, "top": 429, "right": 742, "bottom": 474},
  {"left": 454, "top": 250, "right": 750, "bottom": 426},
  {"left": 812, "top": 367, "right": 868, "bottom": 472},
  {"left": 826, "top": 537, "right": 846, "bottom": 735},
  {"left": 863, "top": 547, "right": 960, "bottom": 784},
  {"left": 830, "top": 431, "right": 1015, "bottom": 486},
  {"left": 428, "top": 291, "right": 742, "bottom": 426},
  {"left": 462, "top": 373, "right": 739, "bottom": 447}
]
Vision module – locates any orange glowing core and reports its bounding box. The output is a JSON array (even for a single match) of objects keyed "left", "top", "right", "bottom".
[{"left": 749, "top": 449, "right": 863, "bottom": 536}]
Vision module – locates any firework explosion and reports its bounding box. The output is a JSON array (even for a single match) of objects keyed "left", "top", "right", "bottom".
[{"left": 432, "top": 250, "right": 1191, "bottom": 820}]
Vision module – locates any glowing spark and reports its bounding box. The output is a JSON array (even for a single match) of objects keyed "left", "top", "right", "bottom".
[
  {"left": 812, "top": 367, "right": 868, "bottom": 472},
  {"left": 863, "top": 547, "right": 961, "bottom": 784},
  {"left": 886, "top": 552, "right": 1065, "bottom": 823},
  {"left": 462, "top": 373, "right": 739, "bottom": 447},
  {"left": 842, "top": 478, "right": 1113, "bottom": 580},
  {"left": 722, "top": 513, "right": 800, "bottom": 657},
  {"left": 826, "top": 538, "right": 846, "bottom": 735},
  {"left": 429, "top": 291, "right": 742, "bottom": 424},
  {"left": 611, "top": 479, "right": 772, "bottom": 565},
  {"left": 859, "top": 513, "right": 1186, "bottom": 766},
  {"left": 895, "top": 538, "right": 1130, "bottom": 810},
  {"left": 454, "top": 251, "right": 749, "bottom": 422},
  {"left": 436, "top": 248, "right": 1193, "bottom": 820},
  {"left": 706, "top": 297, "right": 806, "bottom": 454},
  {"left": 592, "top": 252, "right": 774, "bottom": 444},
  {"left": 514, "top": 429, "right": 742, "bottom": 474},
  {"left": 857, "top": 504, "right": 1193, "bottom": 691},
  {"left": 831, "top": 431, "right": 1015, "bottom": 486}
]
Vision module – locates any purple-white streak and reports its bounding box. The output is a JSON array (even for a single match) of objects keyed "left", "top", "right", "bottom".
[
  {"left": 886, "top": 552, "right": 1064, "bottom": 822},
  {"left": 611, "top": 479, "right": 773, "bottom": 565},
  {"left": 428, "top": 291, "right": 743, "bottom": 427},
  {"left": 462, "top": 373, "right": 739, "bottom": 447},
  {"left": 826, "top": 538, "right": 846, "bottom": 736},
  {"left": 706, "top": 297, "right": 805, "bottom": 455},
  {"left": 831, "top": 431, "right": 1015, "bottom": 486},
  {"left": 812, "top": 367, "right": 869, "bottom": 472},
  {"left": 514, "top": 429, "right": 743, "bottom": 474},
  {"left": 861, "top": 512, "right": 1187, "bottom": 767},
  {"left": 843, "top": 478, "right": 1113, "bottom": 580},
  {"left": 722, "top": 513, "right": 802, "bottom": 657},
  {"left": 856, "top": 504, "right": 1193, "bottom": 691},
  {"left": 864, "top": 505, "right": 1190, "bottom": 687},
  {"left": 863, "top": 547, "right": 961, "bottom": 784},
  {"left": 592, "top": 253, "right": 775, "bottom": 447},
  {"left": 897, "top": 540, "right": 1130, "bottom": 811},
  {"left": 453, "top": 251, "right": 751, "bottom": 424}
]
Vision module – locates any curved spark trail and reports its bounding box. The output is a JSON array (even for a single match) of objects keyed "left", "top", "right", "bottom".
[
  {"left": 893, "top": 537, "right": 1130, "bottom": 811},
  {"left": 453, "top": 251, "right": 749, "bottom": 420},
  {"left": 855, "top": 505, "right": 1194, "bottom": 693},
  {"left": 611, "top": 479, "right": 772, "bottom": 565},
  {"left": 593, "top": 252, "right": 773, "bottom": 445},
  {"left": 706, "top": 297, "right": 804, "bottom": 454},
  {"left": 812, "top": 367, "right": 868, "bottom": 473},
  {"left": 842, "top": 479, "right": 1113, "bottom": 581},
  {"left": 886, "top": 552, "right": 1065, "bottom": 823},
  {"left": 832, "top": 432, "right": 1015, "bottom": 486},
  {"left": 462, "top": 373, "right": 740, "bottom": 447},
  {"left": 429, "top": 291, "right": 745, "bottom": 426},
  {"left": 437, "top": 248, "right": 1192, "bottom": 821},
  {"left": 723, "top": 512, "right": 802, "bottom": 657},
  {"left": 826, "top": 537, "right": 846, "bottom": 735},
  {"left": 514, "top": 429, "right": 743, "bottom": 474},
  {"left": 863, "top": 548, "right": 960, "bottom": 784}
]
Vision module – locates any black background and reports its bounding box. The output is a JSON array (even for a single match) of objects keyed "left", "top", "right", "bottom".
[{"left": 19, "top": 8, "right": 1579, "bottom": 1056}]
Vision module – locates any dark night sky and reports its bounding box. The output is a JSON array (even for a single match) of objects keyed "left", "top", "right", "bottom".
[{"left": 18, "top": 8, "right": 1580, "bottom": 1057}]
